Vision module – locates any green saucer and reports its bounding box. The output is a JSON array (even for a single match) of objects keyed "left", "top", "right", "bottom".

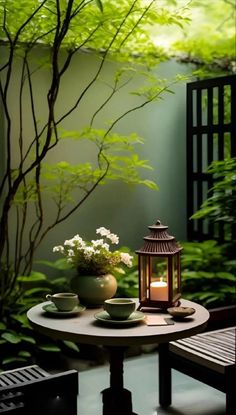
[
  {"left": 94, "top": 310, "right": 146, "bottom": 326},
  {"left": 42, "top": 303, "right": 86, "bottom": 317}
]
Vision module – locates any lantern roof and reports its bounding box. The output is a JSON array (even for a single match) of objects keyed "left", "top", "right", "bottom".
[{"left": 136, "top": 220, "right": 182, "bottom": 255}]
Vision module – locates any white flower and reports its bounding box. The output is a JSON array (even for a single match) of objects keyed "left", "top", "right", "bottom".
[
  {"left": 52, "top": 245, "right": 64, "bottom": 253},
  {"left": 53, "top": 227, "right": 132, "bottom": 275},
  {"left": 64, "top": 235, "right": 85, "bottom": 247},
  {"left": 73, "top": 235, "right": 85, "bottom": 245},
  {"left": 96, "top": 227, "right": 110, "bottom": 236},
  {"left": 107, "top": 233, "right": 119, "bottom": 244},
  {"left": 64, "top": 238, "right": 75, "bottom": 247},
  {"left": 101, "top": 243, "right": 109, "bottom": 251},
  {"left": 83, "top": 246, "right": 95, "bottom": 259},
  {"left": 120, "top": 252, "right": 133, "bottom": 267},
  {"left": 91, "top": 239, "right": 104, "bottom": 247}
]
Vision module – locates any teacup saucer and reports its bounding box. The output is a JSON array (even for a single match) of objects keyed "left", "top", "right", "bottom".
[
  {"left": 42, "top": 303, "right": 86, "bottom": 317},
  {"left": 94, "top": 310, "right": 146, "bottom": 326}
]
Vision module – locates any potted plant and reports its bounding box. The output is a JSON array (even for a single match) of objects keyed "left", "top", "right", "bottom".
[{"left": 53, "top": 227, "right": 133, "bottom": 306}]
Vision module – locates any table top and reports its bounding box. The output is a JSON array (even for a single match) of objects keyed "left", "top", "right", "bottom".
[{"left": 27, "top": 299, "right": 209, "bottom": 347}]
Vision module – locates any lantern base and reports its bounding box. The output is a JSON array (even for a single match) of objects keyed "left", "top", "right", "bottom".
[{"left": 137, "top": 299, "right": 180, "bottom": 313}]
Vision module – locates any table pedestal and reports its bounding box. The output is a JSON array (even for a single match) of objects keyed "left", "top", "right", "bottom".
[
  {"left": 102, "top": 346, "right": 137, "bottom": 415},
  {"left": 158, "top": 343, "right": 171, "bottom": 407}
]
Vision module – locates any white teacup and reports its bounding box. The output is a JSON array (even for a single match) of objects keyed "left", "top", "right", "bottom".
[{"left": 46, "top": 292, "right": 79, "bottom": 311}]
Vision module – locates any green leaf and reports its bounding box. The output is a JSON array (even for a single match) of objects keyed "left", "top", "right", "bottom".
[
  {"left": 18, "top": 350, "right": 31, "bottom": 358},
  {"left": 63, "top": 340, "right": 80, "bottom": 352},
  {"left": 197, "top": 271, "right": 215, "bottom": 279},
  {"left": 95, "top": 0, "right": 103, "bottom": 12},
  {"left": 216, "top": 272, "right": 236, "bottom": 281},
  {"left": 39, "top": 344, "right": 61, "bottom": 352},
  {"left": 36, "top": 258, "right": 71, "bottom": 270},
  {"left": 23, "top": 287, "right": 48, "bottom": 296},
  {"left": 0, "top": 322, "right": 6, "bottom": 330},
  {"left": 51, "top": 277, "right": 67, "bottom": 286},
  {"left": 18, "top": 272, "right": 47, "bottom": 282},
  {"left": 2, "top": 357, "right": 27, "bottom": 365},
  {"left": 1, "top": 332, "right": 22, "bottom": 344},
  {"left": 181, "top": 271, "right": 200, "bottom": 279},
  {"left": 19, "top": 335, "right": 36, "bottom": 344},
  {"left": 11, "top": 314, "right": 30, "bottom": 326}
]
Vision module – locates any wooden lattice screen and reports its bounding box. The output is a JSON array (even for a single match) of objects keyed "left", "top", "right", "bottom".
[{"left": 186, "top": 74, "right": 236, "bottom": 242}]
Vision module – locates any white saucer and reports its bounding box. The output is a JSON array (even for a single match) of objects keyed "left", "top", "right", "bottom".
[
  {"left": 42, "top": 303, "right": 86, "bottom": 317},
  {"left": 94, "top": 310, "right": 146, "bottom": 326}
]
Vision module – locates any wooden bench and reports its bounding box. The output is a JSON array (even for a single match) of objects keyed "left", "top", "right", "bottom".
[
  {"left": 0, "top": 365, "right": 78, "bottom": 414},
  {"left": 159, "top": 326, "right": 236, "bottom": 415}
]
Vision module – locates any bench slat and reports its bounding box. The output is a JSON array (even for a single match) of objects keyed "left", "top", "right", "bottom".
[
  {"left": 169, "top": 326, "right": 236, "bottom": 374},
  {"left": 169, "top": 342, "right": 229, "bottom": 373},
  {"left": 175, "top": 337, "right": 235, "bottom": 362}
]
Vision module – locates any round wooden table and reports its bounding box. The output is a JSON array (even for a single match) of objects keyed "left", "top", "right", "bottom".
[{"left": 27, "top": 299, "right": 209, "bottom": 415}]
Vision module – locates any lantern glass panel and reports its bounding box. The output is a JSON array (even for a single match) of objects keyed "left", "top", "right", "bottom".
[
  {"left": 150, "top": 257, "right": 168, "bottom": 301},
  {"left": 139, "top": 255, "right": 150, "bottom": 300},
  {"left": 172, "top": 255, "right": 179, "bottom": 296}
]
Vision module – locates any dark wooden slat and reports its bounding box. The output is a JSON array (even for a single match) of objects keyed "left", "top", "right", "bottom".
[
  {"left": 187, "top": 74, "right": 236, "bottom": 91},
  {"left": 171, "top": 327, "right": 236, "bottom": 363},
  {"left": 8, "top": 372, "right": 30, "bottom": 383},
  {"left": 207, "top": 87, "right": 214, "bottom": 164},
  {"left": 206, "top": 86, "right": 214, "bottom": 240},
  {"left": 196, "top": 89, "right": 203, "bottom": 236},
  {"left": 218, "top": 85, "right": 224, "bottom": 159},
  {"left": 231, "top": 81, "right": 236, "bottom": 156},
  {"left": 186, "top": 83, "right": 194, "bottom": 240},
  {"left": 0, "top": 375, "right": 15, "bottom": 386},
  {"left": 174, "top": 338, "right": 234, "bottom": 363},
  {"left": 30, "top": 366, "right": 49, "bottom": 378},
  {"left": 191, "top": 123, "right": 233, "bottom": 134},
  {"left": 186, "top": 75, "right": 236, "bottom": 242}
]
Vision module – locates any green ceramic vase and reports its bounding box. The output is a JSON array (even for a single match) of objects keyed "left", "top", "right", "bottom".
[{"left": 71, "top": 273, "right": 117, "bottom": 307}]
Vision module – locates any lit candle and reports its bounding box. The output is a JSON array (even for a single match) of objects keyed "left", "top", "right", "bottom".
[{"left": 150, "top": 278, "right": 168, "bottom": 301}]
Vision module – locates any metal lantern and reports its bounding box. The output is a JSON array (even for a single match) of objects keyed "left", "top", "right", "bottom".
[{"left": 136, "top": 220, "right": 182, "bottom": 310}]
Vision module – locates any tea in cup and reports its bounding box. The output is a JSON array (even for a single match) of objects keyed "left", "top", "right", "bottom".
[
  {"left": 46, "top": 292, "right": 79, "bottom": 311},
  {"left": 104, "top": 298, "right": 136, "bottom": 320}
]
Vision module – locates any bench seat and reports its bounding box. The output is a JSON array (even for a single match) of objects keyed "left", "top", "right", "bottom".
[
  {"left": 0, "top": 365, "right": 78, "bottom": 414},
  {"left": 159, "top": 327, "right": 236, "bottom": 415}
]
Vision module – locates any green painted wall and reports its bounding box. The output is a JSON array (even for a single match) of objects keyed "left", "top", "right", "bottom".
[{"left": 0, "top": 48, "right": 191, "bottom": 261}]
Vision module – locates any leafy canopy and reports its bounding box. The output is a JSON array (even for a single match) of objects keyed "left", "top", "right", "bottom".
[{"left": 0, "top": 0, "right": 189, "bottom": 66}]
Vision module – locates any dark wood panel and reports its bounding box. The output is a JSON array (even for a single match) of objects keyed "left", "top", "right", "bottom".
[{"left": 186, "top": 74, "right": 236, "bottom": 242}]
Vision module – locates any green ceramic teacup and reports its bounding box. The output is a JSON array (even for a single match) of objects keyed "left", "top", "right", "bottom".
[
  {"left": 46, "top": 292, "right": 79, "bottom": 311},
  {"left": 104, "top": 298, "right": 136, "bottom": 320}
]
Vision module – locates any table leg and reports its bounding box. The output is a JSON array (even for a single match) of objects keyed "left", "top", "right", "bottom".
[
  {"left": 158, "top": 342, "right": 171, "bottom": 407},
  {"left": 102, "top": 346, "right": 137, "bottom": 415}
]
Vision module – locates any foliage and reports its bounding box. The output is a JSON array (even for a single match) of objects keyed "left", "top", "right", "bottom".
[
  {"left": 53, "top": 227, "right": 133, "bottom": 276},
  {"left": 182, "top": 158, "right": 236, "bottom": 308},
  {"left": 0, "top": 266, "right": 80, "bottom": 370},
  {"left": 115, "top": 249, "right": 139, "bottom": 298},
  {"left": 0, "top": 0, "right": 190, "bottom": 287},
  {"left": 115, "top": 240, "right": 236, "bottom": 309},
  {"left": 181, "top": 240, "right": 236, "bottom": 308},
  {"left": 0, "top": 0, "right": 190, "bottom": 368},
  {"left": 171, "top": 0, "right": 236, "bottom": 76},
  {"left": 191, "top": 157, "right": 236, "bottom": 226},
  {"left": 0, "top": 0, "right": 191, "bottom": 323}
]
